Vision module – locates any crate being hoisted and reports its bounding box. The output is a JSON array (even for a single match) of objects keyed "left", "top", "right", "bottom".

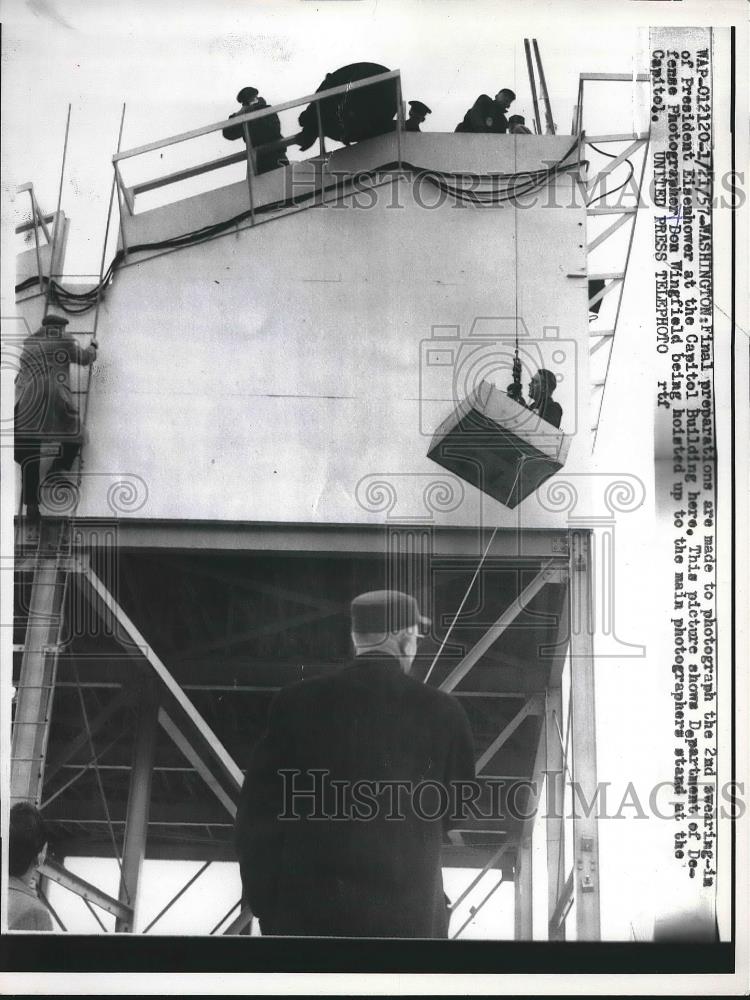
[{"left": 426, "top": 379, "right": 571, "bottom": 509}]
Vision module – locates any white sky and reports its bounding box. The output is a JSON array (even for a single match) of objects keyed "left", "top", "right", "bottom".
[
  {"left": 1, "top": 0, "right": 742, "bottom": 947},
  {"left": 2, "top": 0, "right": 651, "bottom": 274}
]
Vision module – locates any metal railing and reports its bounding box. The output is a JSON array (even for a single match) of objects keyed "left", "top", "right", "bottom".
[{"left": 113, "top": 70, "right": 404, "bottom": 218}]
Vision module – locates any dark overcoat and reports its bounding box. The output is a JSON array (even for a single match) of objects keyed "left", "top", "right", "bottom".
[
  {"left": 235, "top": 651, "right": 476, "bottom": 938},
  {"left": 297, "top": 62, "right": 397, "bottom": 151},
  {"left": 14, "top": 328, "right": 96, "bottom": 442},
  {"left": 455, "top": 94, "right": 509, "bottom": 134},
  {"left": 222, "top": 99, "right": 287, "bottom": 174}
]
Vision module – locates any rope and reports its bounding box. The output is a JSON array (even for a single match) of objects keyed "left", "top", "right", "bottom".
[
  {"left": 71, "top": 661, "right": 129, "bottom": 901},
  {"left": 585, "top": 140, "right": 635, "bottom": 208},
  {"left": 423, "top": 527, "right": 498, "bottom": 686}
]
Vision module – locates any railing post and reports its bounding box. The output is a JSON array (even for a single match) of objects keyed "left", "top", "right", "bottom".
[
  {"left": 242, "top": 122, "right": 257, "bottom": 226},
  {"left": 114, "top": 166, "right": 129, "bottom": 259},
  {"left": 315, "top": 98, "right": 326, "bottom": 158},
  {"left": 395, "top": 74, "right": 404, "bottom": 174}
]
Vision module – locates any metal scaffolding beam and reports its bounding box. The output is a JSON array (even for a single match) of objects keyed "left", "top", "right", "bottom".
[
  {"left": 158, "top": 707, "right": 237, "bottom": 818},
  {"left": 568, "top": 530, "right": 601, "bottom": 940},
  {"left": 116, "top": 678, "right": 159, "bottom": 931},
  {"left": 80, "top": 563, "right": 244, "bottom": 795},
  {"left": 39, "top": 857, "right": 132, "bottom": 925},
  {"left": 546, "top": 685, "right": 566, "bottom": 940},
  {"left": 475, "top": 696, "right": 542, "bottom": 774},
  {"left": 44, "top": 683, "right": 138, "bottom": 784},
  {"left": 438, "top": 561, "right": 560, "bottom": 693},
  {"left": 514, "top": 839, "right": 533, "bottom": 940}
]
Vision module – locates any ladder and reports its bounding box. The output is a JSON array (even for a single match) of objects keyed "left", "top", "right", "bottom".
[
  {"left": 11, "top": 519, "right": 76, "bottom": 805},
  {"left": 12, "top": 189, "right": 99, "bottom": 804},
  {"left": 573, "top": 72, "right": 651, "bottom": 445}
]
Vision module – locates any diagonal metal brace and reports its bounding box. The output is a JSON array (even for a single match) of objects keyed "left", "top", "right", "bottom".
[
  {"left": 439, "top": 561, "right": 560, "bottom": 693},
  {"left": 39, "top": 857, "right": 133, "bottom": 924}
]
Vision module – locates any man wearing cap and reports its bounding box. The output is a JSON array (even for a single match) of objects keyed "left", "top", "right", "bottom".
[
  {"left": 404, "top": 100, "right": 431, "bottom": 132},
  {"left": 14, "top": 314, "right": 98, "bottom": 521},
  {"left": 223, "top": 87, "right": 288, "bottom": 175},
  {"left": 235, "top": 589, "right": 475, "bottom": 938},
  {"left": 455, "top": 87, "right": 515, "bottom": 134},
  {"left": 508, "top": 114, "right": 532, "bottom": 134}
]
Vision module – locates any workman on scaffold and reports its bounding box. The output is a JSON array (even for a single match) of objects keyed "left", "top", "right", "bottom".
[{"left": 14, "top": 313, "right": 98, "bottom": 521}]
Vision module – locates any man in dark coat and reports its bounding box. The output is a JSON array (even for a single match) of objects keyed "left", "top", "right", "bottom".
[
  {"left": 235, "top": 589, "right": 476, "bottom": 938},
  {"left": 508, "top": 114, "right": 532, "bottom": 134},
  {"left": 404, "top": 100, "right": 432, "bottom": 133},
  {"left": 14, "top": 313, "right": 98, "bottom": 520},
  {"left": 223, "top": 86, "right": 289, "bottom": 175},
  {"left": 455, "top": 88, "right": 515, "bottom": 134},
  {"left": 296, "top": 63, "right": 397, "bottom": 151}
]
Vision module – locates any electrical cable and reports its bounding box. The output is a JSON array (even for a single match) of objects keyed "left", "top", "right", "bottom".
[
  {"left": 585, "top": 140, "right": 635, "bottom": 208},
  {"left": 16, "top": 137, "right": 586, "bottom": 314},
  {"left": 423, "top": 527, "right": 498, "bottom": 686}
]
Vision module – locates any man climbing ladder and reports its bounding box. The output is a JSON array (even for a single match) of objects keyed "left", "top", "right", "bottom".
[{"left": 14, "top": 313, "right": 98, "bottom": 523}]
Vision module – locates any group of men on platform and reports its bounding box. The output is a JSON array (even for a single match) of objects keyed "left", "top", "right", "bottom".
[{"left": 221, "top": 67, "right": 533, "bottom": 175}]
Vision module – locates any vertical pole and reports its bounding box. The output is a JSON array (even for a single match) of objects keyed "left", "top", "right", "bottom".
[
  {"left": 242, "top": 122, "right": 256, "bottom": 226},
  {"left": 313, "top": 99, "right": 327, "bottom": 208},
  {"left": 514, "top": 841, "right": 533, "bottom": 940},
  {"left": 45, "top": 105, "right": 71, "bottom": 313},
  {"left": 568, "top": 529, "right": 601, "bottom": 940},
  {"left": 524, "top": 39, "right": 543, "bottom": 136},
  {"left": 315, "top": 98, "right": 327, "bottom": 158},
  {"left": 395, "top": 74, "right": 404, "bottom": 173},
  {"left": 11, "top": 554, "right": 67, "bottom": 805},
  {"left": 26, "top": 188, "right": 45, "bottom": 295},
  {"left": 116, "top": 678, "right": 159, "bottom": 932},
  {"left": 545, "top": 685, "right": 566, "bottom": 940},
  {"left": 532, "top": 39, "right": 556, "bottom": 135}
]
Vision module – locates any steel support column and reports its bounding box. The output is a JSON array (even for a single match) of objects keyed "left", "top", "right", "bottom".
[
  {"left": 545, "top": 685, "right": 566, "bottom": 940},
  {"left": 568, "top": 529, "right": 601, "bottom": 939},
  {"left": 514, "top": 840, "right": 533, "bottom": 940},
  {"left": 115, "top": 678, "right": 159, "bottom": 932}
]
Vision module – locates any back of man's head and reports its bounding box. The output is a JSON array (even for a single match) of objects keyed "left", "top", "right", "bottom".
[{"left": 9, "top": 802, "right": 48, "bottom": 878}]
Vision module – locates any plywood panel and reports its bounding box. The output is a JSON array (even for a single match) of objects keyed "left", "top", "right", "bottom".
[{"left": 15, "top": 135, "right": 589, "bottom": 528}]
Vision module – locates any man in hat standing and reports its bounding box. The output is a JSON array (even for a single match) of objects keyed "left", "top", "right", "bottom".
[
  {"left": 235, "top": 589, "right": 476, "bottom": 938},
  {"left": 455, "top": 87, "right": 515, "bottom": 134},
  {"left": 14, "top": 314, "right": 98, "bottom": 521},
  {"left": 404, "top": 100, "right": 431, "bottom": 132},
  {"left": 222, "top": 86, "right": 289, "bottom": 175}
]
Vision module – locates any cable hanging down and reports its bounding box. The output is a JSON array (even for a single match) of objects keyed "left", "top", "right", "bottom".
[{"left": 16, "top": 136, "right": 585, "bottom": 315}]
